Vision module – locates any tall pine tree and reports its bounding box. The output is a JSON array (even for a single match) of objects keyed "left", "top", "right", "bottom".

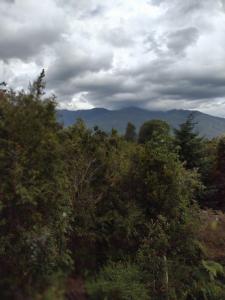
[
  {"left": 124, "top": 122, "right": 137, "bottom": 142},
  {"left": 174, "top": 113, "right": 204, "bottom": 169}
]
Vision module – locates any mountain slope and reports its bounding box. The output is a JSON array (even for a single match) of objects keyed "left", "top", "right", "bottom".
[{"left": 57, "top": 107, "right": 225, "bottom": 138}]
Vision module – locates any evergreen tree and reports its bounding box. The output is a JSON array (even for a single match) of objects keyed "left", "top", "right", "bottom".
[
  {"left": 124, "top": 122, "right": 137, "bottom": 142},
  {"left": 29, "top": 69, "right": 46, "bottom": 98},
  {"left": 174, "top": 113, "right": 204, "bottom": 169}
]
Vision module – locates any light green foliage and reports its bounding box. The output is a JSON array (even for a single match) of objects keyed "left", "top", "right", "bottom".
[
  {"left": 187, "top": 260, "right": 225, "bottom": 300},
  {"left": 86, "top": 262, "right": 149, "bottom": 300}
]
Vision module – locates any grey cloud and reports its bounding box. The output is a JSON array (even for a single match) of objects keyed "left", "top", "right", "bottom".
[
  {"left": 89, "top": 5, "right": 105, "bottom": 17},
  {"left": 101, "top": 28, "right": 134, "bottom": 47},
  {"left": 144, "top": 33, "right": 164, "bottom": 55},
  {"left": 222, "top": 0, "right": 225, "bottom": 8},
  {"left": 1, "top": 0, "right": 225, "bottom": 115},
  {"left": 76, "top": 76, "right": 139, "bottom": 96},
  {"left": 157, "top": 0, "right": 222, "bottom": 29},
  {"left": 48, "top": 52, "right": 113, "bottom": 84},
  {"left": 48, "top": 46, "right": 225, "bottom": 109},
  {"left": 0, "top": 0, "right": 67, "bottom": 61},
  {"left": 157, "top": 82, "right": 225, "bottom": 101},
  {"left": 0, "top": 26, "right": 62, "bottom": 61},
  {"left": 152, "top": 0, "right": 219, "bottom": 13},
  {"left": 2, "top": 0, "right": 15, "bottom": 3},
  {"left": 57, "top": 51, "right": 225, "bottom": 109},
  {"left": 51, "top": 72, "right": 140, "bottom": 102},
  {"left": 186, "top": 74, "right": 225, "bottom": 88},
  {"left": 167, "top": 27, "right": 199, "bottom": 54},
  {"left": 80, "top": 5, "right": 106, "bottom": 19},
  {"left": 55, "top": 0, "right": 105, "bottom": 18}
]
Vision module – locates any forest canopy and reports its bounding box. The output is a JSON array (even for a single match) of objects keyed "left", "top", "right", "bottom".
[{"left": 0, "top": 74, "right": 225, "bottom": 300}]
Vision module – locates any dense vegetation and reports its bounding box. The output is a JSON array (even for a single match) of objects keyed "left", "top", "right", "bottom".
[{"left": 0, "top": 73, "right": 225, "bottom": 299}]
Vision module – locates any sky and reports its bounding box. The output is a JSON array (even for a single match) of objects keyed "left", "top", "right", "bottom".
[{"left": 0, "top": 0, "right": 225, "bottom": 116}]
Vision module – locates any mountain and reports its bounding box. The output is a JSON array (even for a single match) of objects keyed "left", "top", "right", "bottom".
[{"left": 57, "top": 107, "right": 225, "bottom": 138}]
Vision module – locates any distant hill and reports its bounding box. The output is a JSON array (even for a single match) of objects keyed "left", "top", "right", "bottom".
[{"left": 57, "top": 107, "right": 225, "bottom": 138}]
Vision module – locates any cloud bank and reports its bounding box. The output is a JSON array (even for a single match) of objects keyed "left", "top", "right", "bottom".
[{"left": 0, "top": 0, "right": 225, "bottom": 116}]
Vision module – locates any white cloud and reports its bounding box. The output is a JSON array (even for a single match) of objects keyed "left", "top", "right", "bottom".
[{"left": 0, "top": 0, "right": 225, "bottom": 116}]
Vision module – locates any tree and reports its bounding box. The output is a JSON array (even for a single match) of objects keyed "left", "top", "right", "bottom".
[
  {"left": 174, "top": 113, "right": 204, "bottom": 169},
  {"left": 1, "top": 72, "right": 225, "bottom": 299},
  {"left": 29, "top": 69, "right": 46, "bottom": 98},
  {"left": 0, "top": 73, "right": 72, "bottom": 299},
  {"left": 124, "top": 122, "right": 137, "bottom": 142},
  {"left": 209, "top": 137, "right": 225, "bottom": 210},
  {"left": 127, "top": 139, "right": 204, "bottom": 299},
  {"left": 138, "top": 120, "right": 170, "bottom": 144}
]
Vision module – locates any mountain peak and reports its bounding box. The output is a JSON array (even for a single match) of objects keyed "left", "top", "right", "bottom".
[{"left": 57, "top": 107, "right": 225, "bottom": 138}]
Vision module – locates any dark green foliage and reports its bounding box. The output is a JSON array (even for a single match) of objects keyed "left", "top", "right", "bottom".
[
  {"left": 128, "top": 138, "right": 200, "bottom": 219},
  {"left": 174, "top": 114, "right": 204, "bottom": 169},
  {"left": 138, "top": 119, "right": 170, "bottom": 144},
  {"left": 206, "top": 137, "right": 225, "bottom": 211},
  {"left": 61, "top": 119, "right": 113, "bottom": 271},
  {"left": 29, "top": 69, "right": 46, "bottom": 98},
  {"left": 1, "top": 74, "right": 225, "bottom": 299},
  {"left": 125, "top": 139, "right": 205, "bottom": 299},
  {"left": 124, "top": 122, "right": 137, "bottom": 142},
  {"left": 0, "top": 74, "right": 72, "bottom": 299}
]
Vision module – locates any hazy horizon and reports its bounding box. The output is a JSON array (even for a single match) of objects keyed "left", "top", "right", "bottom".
[{"left": 58, "top": 106, "right": 225, "bottom": 119}]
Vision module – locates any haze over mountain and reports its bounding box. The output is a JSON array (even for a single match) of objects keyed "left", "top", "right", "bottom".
[{"left": 57, "top": 107, "right": 225, "bottom": 138}]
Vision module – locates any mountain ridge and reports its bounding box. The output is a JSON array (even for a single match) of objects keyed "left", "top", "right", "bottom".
[{"left": 57, "top": 107, "right": 225, "bottom": 138}]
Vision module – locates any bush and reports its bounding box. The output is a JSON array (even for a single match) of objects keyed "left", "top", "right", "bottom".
[{"left": 86, "top": 262, "right": 149, "bottom": 300}]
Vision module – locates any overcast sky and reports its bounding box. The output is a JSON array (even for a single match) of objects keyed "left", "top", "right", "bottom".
[{"left": 0, "top": 0, "right": 225, "bottom": 116}]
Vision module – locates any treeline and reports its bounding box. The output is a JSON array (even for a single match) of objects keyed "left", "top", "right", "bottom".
[{"left": 0, "top": 73, "right": 225, "bottom": 299}]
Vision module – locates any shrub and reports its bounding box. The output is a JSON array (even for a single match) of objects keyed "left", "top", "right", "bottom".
[{"left": 86, "top": 262, "right": 149, "bottom": 300}]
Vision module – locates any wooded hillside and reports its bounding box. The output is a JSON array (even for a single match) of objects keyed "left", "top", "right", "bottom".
[{"left": 1, "top": 74, "right": 225, "bottom": 299}]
